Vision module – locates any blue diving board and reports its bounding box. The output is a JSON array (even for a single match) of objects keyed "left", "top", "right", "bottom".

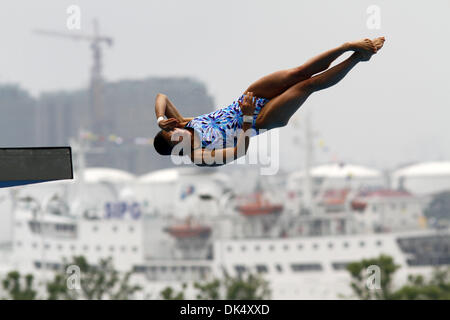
[{"left": 0, "top": 147, "right": 73, "bottom": 188}]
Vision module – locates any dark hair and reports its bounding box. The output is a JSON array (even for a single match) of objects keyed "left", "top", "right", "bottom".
[{"left": 153, "top": 130, "right": 173, "bottom": 156}]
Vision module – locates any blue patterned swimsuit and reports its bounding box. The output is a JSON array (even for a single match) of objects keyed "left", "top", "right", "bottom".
[{"left": 184, "top": 93, "right": 270, "bottom": 150}]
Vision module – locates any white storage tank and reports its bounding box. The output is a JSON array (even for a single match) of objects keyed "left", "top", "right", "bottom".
[{"left": 392, "top": 161, "right": 450, "bottom": 195}]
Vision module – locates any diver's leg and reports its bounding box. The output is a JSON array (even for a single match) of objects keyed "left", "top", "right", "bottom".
[
  {"left": 255, "top": 52, "right": 364, "bottom": 130},
  {"left": 245, "top": 38, "right": 380, "bottom": 100},
  {"left": 299, "top": 38, "right": 381, "bottom": 77}
]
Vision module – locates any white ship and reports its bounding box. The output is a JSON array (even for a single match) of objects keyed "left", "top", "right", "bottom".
[
  {"left": 1, "top": 129, "right": 450, "bottom": 300},
  {"left": 0, "top": 162, "right": 449, "bottom": 300}
]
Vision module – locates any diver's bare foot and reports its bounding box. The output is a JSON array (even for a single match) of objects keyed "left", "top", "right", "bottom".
[
  {"left": 357, "top": 37, "right": 385, "bottom": 61},
  {"left": 372, "top": 36, "right": 385, "bottom": 52},
  {"left": 346, "top": 38, "right": 377, "bottom": 55}
]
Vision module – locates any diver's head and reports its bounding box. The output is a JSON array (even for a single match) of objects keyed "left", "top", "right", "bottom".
[{"left": 153, "top": 128, "right": 191, "bottom": 156}]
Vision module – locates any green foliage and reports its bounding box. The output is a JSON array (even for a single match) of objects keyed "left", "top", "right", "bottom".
[
  {"left": 391, "top": 268, "right": 450, "bottom": 300},
  {"left": 160, "top": 271, "right": 271, "bottom": 300},
  {"left": 223, "top": 272, "right": 271, "bottom": 300},
  {"left": 194, "top": 279, "right": 221, "bottom": 299},
  {"left": 347, "top": 254, "right": 450, "bottom": 300},
  {"left": 160, "top": 283, "right": 186, "bottom": 300},
  {"left": 46, "top": 256, "right": 142, "bottom": 300},
  {"left": 1, "top": 271, "right": 37, "bottom": 300},
  {"left": 346, "top": 254, "right": 400, "bottom": 300}
]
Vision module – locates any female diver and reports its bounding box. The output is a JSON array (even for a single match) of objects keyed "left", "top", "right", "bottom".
[{"left": 153, "top": 37, "right": 385, "bottom": 166}]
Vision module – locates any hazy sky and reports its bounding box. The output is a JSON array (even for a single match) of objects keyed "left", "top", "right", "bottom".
[{"left": 1, "top": 0, "right": 449, "bottom": 172}]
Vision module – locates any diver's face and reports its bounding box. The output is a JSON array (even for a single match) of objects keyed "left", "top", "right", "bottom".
[{"left": 163, "top": 128, "right": 190, "bottom": 146}]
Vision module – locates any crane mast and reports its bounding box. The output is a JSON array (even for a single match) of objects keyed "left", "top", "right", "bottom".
[{"left": 34, "top": 19, "right": 113, "bottom": 136}]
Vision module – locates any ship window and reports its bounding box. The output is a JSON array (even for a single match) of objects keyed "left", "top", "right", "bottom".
[
  {"left": 45, "top": 243, "right": 51, "bottom": 250},
  {"left": 328, "top": 243, "right": 334, "bottom": 249},
  {"left": 297, "top": 244, "right": 303, "bottom": 250},
  {"left": 181, "top": 266, "right": 187, "bottom": 272},
  {"left": 256, "top": 264, "right": 268, "bottom": 273},
  {"left": 129, "top": 226, "right": 135, "bottom": 233},
  {"left": 332, "top": 262, "right": 350, "bottom": 270},
  {"left": 241, "top": 245, "right": 246, "bottom": 252},
  {"left": 112, "top": 226, "right": 118, "bottom": 232},
  {"left": 234, "top": 265, "right": 246, "bottom": 274},
  {"left": 313, "top": 243, "right": 319, "bottom": 250},
  {"left": 83, "top": 245, "right": 89, "bottom": 251},
  {"left": 58, "top": 224, "right": 73, "bottom": 231},
  {"left": 254, "top": 245, "right": 260, "bottom": 251},
  {"left": 171, "top": 266, "right": 178, "bottom": 272},
  {"left": 269, "top": 245, "right": 275, "bottom": 251},
  {"left": 291, "top": 263, "right": 322, "bottom": 272},
  {"left": 160, "top": 266, "right": 167, "bottom": 272},
  {"left": 343, "top": 242, "right": 349, "bottom": 248},
  {"left": 359, "top": 241, "right": 365, "bottom": 247},
  {"left": 133, "top": 266, "right": 146, "bottom": 273},
  {"left": 275, "top": 264, "right": 283, "bottom": 273},
  {"left": 132, "top": 246, "right": 138, "bottom": 252},
  {"left": 57, "top": 245, "right": 63, "bottom": 251},
  {"left": 34, "top": 261, "right": 42, "bottom": 269},
  {"left": 376, "top": 240, "right": 382, "bottom": 246},
  {"left": 283, "top": 245, "right": 289, "bottom": 251},
  {"left": 29, "top": 221, "right": 41, "bottom": 233}
]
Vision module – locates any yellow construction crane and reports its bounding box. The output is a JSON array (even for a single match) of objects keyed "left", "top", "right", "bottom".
[{"left": 33, "top": 19, "right": 113, "bottom": 135}]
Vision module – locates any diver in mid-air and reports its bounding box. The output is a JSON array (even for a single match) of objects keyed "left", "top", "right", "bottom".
[{"left": 153, "top": 37, "right": 385, "bottom": 166}]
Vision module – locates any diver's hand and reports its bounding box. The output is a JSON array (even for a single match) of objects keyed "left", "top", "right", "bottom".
[
  {"left": 239, "top": 91, "right": 257, "bottom": 116},
  {"left": 159, "top": 118, "right": 179, "bottom": 131}
]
